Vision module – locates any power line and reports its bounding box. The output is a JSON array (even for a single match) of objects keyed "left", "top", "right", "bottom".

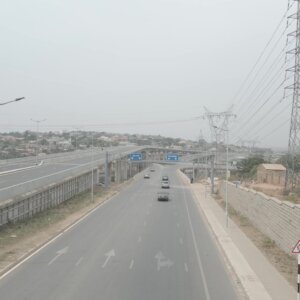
[
  {"left": 232, "top": 78, "right": 287, "bottom": 138},
  {"left": 232, "top": 2, "right": 295, "bottom": 110},
  {"left": 232, "top": 100, "right": 291, "bottom": 143},
  {"left": 258, "top": 118, "right": 290, "bottom": 142},
  {"left": 234, "top": 44, "right": 293, "bottom": 121},
  {"left": 0, "top": 117, "right": 202, "bottom": 129}
]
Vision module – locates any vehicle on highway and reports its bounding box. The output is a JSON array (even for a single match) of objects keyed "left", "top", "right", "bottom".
[
  {"left": 150, "top": 168, "right": 155, "bottom": 172},
  {"left": 157, "top": 191, "right": 169, "bottom": 201},
  {"left": 161, "top": 181, "right": 170, "bottom": 189},
  {"left": 162, "top": 175, "right": 169, "bottom": 182},
  {"left": 144, "top": 174, "right": 150, "bottom": 179}
]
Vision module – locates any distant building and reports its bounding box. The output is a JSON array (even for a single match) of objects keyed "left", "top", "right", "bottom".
[{"left": 257, "top": 164, "right": 286, "bottom": 186}]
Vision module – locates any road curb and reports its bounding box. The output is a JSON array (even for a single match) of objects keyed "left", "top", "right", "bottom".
[{"left": 177, "top": 170, "right": 272, "bottom": 300}]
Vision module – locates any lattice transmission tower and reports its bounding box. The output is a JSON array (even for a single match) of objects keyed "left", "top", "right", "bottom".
[
  {"left": 286, "top": 0, "right": 300, "bottom": 188},
  {"left": 204, "top": 106, "right": 235, "bottom": 163}
]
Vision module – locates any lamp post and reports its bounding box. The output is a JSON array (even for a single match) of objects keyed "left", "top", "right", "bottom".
[
  {"left": 0, "top": 97, "right": 25, "bottom": 106},
  {"left": 91, "top": 133, "right": 94, "bottom": 202},
  {"left": 30, "top": 119, "right": 46, "bottom": 165},
  {"left": 214, "top": 126, "right": 229, "bottom": 228}
]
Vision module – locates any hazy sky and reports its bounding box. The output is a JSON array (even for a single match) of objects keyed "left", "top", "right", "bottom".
[{"left": 0, "top": 0, "right": 291, "bottom": 148}]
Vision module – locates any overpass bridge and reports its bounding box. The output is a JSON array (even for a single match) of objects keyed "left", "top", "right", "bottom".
[{"left": 0, "top": 145, "right": 236, "bottom": 226}]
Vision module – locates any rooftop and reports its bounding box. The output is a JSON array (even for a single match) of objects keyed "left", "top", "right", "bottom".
[{"left": 260, "top": 164, "right": 286, "bottom": 171}]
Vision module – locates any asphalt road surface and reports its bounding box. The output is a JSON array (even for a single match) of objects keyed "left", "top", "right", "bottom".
[
  {"left": 0, "top": 145, "right": 141, "bottom": 202},
  {"left": 0, "top": 166, "right": 239, "bottom": 300}
]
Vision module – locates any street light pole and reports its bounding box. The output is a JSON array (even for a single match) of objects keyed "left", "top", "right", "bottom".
[
  {"left": 91, "top": 133, "right": 94, "bottom": 202},
  {"left": 30, "top": 119, "right": 46, "bottom": 165},
  {"left": 0, "top": 97, "right": 25, "bottom": 106},
  {"left": 213, "top": 125, "right": 229, "bottom": 228},
  {"left": 225, "top": 128, "right": 229, "bottom": 228}
]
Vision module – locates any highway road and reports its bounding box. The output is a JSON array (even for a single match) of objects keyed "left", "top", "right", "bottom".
[
  {"left": 0, "top": 145, "right": 142, "bottom": 202},
  {"left": 0, "top": 166, "right": 239, "bottom": 300}
]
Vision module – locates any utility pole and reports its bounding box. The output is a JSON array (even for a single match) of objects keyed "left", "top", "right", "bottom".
[
  {"left": 30, "top": 118, "right": 46, "bottom": 165},
  {"left": 286, "top": 0, "right": 300, "bottom": 189},
  {"left": 210, "top": 156, "right": 215, "bottom": 194},
  {"left": 91, "top": 133, "right": 94, "bottom": 202},
  {"left": 104, "top": 151, "right": 110, "bottom": 189}
]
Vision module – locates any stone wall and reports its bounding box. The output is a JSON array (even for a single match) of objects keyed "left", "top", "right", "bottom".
[{"left": 218, "top": 181, "right": 300, "bottom": 255}]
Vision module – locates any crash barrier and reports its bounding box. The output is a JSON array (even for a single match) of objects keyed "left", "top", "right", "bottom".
[
  {"left": 0, "top": 159, "right": 147, "bottom": 227},
  {"left": 0, "top": 169, "right": 98, "bottom": 226},
  {"left": 218, "top": 181, "right": 300, "bottom": 255}
]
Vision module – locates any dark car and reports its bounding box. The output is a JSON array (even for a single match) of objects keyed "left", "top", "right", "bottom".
[
  {"left": 157, "top": 191, "right": 169, "bottom": 201},
  {"left": 162, "top": 175, "right": 169, "bottom": 182},
  {"left": 144, "top": 174, "right": 150, "bottom": 179}
]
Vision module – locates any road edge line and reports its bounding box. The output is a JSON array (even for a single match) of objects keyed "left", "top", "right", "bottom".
[
  {"left": 177, "top": 170, "right": 272, "bottom": 300},
  {"left": 0, "top": 190, "right": 119, "bottom": 281}
]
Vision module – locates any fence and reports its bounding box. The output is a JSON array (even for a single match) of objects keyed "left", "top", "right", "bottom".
[{"left": 218, "top": 181, "right": 300, "bottom": 255}]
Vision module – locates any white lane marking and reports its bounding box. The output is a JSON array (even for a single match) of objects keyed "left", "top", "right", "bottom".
[
  {"left": 102, "top": 249, "right": 115, "bottom": 268},
  {"left": 0, "top": 194, "right": 116, "bottom": 281},
  {"left": 179, "top": 238, "right": 183, "bottom": 245},
  {"left": 184, "top": 193, "right": 211, "bottom": 300},
  {"left": 76, "top": 256, "right": 84, "bottom": 266},
  {"left": 129, "top": 259, "right": 134, "bottom": 270},
  {"left": 184, "top": 263, "right": 189, "bottom": 273},
  {"left": 138, "top": 236, "right": 142, "bottom": 243},
  {"left": 0, "top": 165, "right": 85, "bottom": 191},
  {"left": 176, "top": 223, "right": 180, "bottom": 228},
  {"left": 0, "top": 155, "right": 108, "bottom": 191},
  {"left": 155, "top": 252, "right": 174, "bottom": 272},
  {"left": 48, "top": 246, "right": 69, "bottom": 266},
  {"left": 143, "top": 221, "right": 147, "bottom": 227}
]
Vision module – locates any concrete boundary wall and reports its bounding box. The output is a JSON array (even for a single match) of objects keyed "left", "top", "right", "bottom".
[
  {"left": 218, "top": 181, "right": 300, "bottom": 255},
  {"left": 0, "top": 158, "right": 147, "bottom": 227},
  {"left": 0, "top": 169, "right": 97, "bottom": 226}
]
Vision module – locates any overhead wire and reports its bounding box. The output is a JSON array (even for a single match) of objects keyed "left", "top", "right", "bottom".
[
  {"left": 0, "top": 116, "right": 202, "bottom": 130},
  {"left": 232, "top": 100, "right": 291, "bottom": 143},
  {"left": 232, "top": 40, "right": 294, "bottom": 123},
  {"left": 231, "top": 75, "right": 288, "bottom": 139},
  {"left": 257, "top": 118, "right": 290, "bottom": 142},
  {"left": 232, "top": 1, "right": 295, "bottom": 112},
  {"left": 229, "top": 3, "right": 296, "bottom": 145}
]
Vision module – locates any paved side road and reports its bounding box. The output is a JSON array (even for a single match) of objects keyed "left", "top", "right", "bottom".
[{"left": 0, "top": 166, "right": 240, "bottom": 300}]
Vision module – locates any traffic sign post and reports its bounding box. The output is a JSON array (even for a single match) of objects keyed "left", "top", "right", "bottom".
[
  {"left": 166, "top": 154, "right": 179, "bottom": 161},
  {"left": 129, "top": 153, "right": 143, "bottom": 161},
  {"left": 292, "top": 240, "right": 300, "bottom": 300},
  {"left": 297, "top": 253, "right": 300, "bottom": 300}
]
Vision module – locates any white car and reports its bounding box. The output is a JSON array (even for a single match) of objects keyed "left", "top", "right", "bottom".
[{"left": 161, "top": 181, "right": 170, "bottom": 189}]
